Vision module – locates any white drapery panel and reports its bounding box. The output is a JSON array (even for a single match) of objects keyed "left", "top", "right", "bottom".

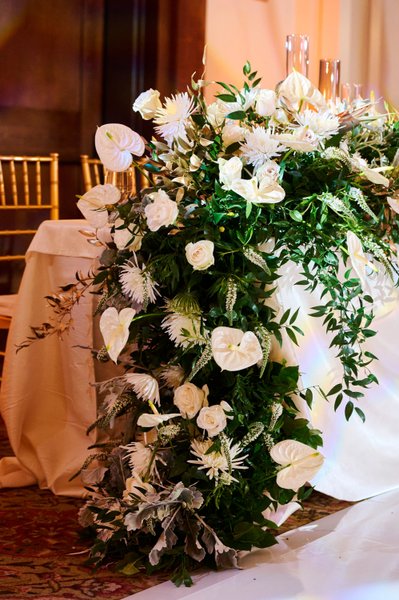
[{"left": 205, "top": 0, "right": 399, "bottom": 107}]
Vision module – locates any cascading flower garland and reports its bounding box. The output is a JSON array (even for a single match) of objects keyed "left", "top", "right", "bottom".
[{"left": 31, "top": 64, "right": 399, "bottom": 585}]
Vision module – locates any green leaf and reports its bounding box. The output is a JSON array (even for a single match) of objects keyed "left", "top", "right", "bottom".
[
  {"left": 326, "top": 383, "right": 342, "bottom": 396},
  {"left": 289, "top": 209, "right": 303, "bottom": 222},
  {"left": 355, "top": 407, "right": 366, "bottom": 422},
  {"left": 243, "top": 61, "right": 251, "bottom": 75},
  {"left": 246, "top": 201, "right": 253, "bottom": 218},
  {"left": 279, "top": 309, "right": 290, "bottom": 324},
  {"left": 226, "top": 110, "right": 247, "bottom": 120},
  {"left": 216, "top": 93, "right": 237, "bottom": 103},
  {"left": 345, "top": 401, "right": 354, "bottom": 420}
]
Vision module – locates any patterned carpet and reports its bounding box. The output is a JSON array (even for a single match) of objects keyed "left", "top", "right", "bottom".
[{"left": 0, "top": 416, "right": 352, "bottom": 599}]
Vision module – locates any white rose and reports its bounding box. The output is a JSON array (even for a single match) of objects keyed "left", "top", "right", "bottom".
[
  {"left": 132, "top": 88, "right": 162, "bottom": 120},
  {"left": 173, "top": 383, "right": 209, "bottom": 419},
  {"left": 185, "top": 240, "right": 215, "bottom": 271},
  {"left": 145, "top": 190, "right": 178, "bottom": 231},
  {"left": 222, "top": 122, "right": 246, "bottom": 147},
  {"left": 218, "top": 157, "right": 243, "bottom": 190},
  {"left": 255, "top": 89, "right": 276, "bottom": 117},
  {"left": 196, "top": 405, "right": 227, "bottom": 437}
]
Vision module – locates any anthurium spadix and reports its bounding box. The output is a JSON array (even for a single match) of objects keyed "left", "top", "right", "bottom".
[
  {"left": 211, "top": 326, "right": 263, "bottom": 371},
  {"left": 95, "top": 123, "right": 145, "bottom": 172},
  {"left": 99, "top": 307, "right": 136, "bottom": 363},
  {"left": 270, "top": 439, "right": 324, "bottom": 491}
]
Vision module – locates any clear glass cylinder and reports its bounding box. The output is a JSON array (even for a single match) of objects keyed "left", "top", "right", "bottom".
[
  {"left": 286, "top": 34, "right": 309, "bottom": 77},
  {"left": 318, "top": 58, "right": 341, "bottom": 103},
  {"left": 104, "top": 167, "right": 136, "bottom": 199}
]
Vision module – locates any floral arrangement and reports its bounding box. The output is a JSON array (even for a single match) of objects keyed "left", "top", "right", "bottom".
[{"left": 31, "top": 63, "right": 399, "bottom": 585}]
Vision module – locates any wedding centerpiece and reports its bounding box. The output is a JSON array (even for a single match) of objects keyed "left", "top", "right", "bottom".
[{"left": 29, "top": 63, "right": 399, "bottom": 585}]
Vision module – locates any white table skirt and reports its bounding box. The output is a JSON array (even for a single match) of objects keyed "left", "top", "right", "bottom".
[
  {"left": 0, "top": 220, "right": 100, "bottom": 497},
  {"left": 274, "top": 260, "right": 399, "bottom": 501}
]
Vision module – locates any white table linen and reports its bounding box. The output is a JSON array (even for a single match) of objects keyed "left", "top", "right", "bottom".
[
  {"left": 0, "top": 220, "right": 100, "bottom": 497},
  {"left": 274, "top": 260, "right": 399, "bottom": 501}
]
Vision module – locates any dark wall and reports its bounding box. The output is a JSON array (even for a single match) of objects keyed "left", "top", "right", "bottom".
[{"left": 0, "top": 0, "right": 206, "bottom": 219}]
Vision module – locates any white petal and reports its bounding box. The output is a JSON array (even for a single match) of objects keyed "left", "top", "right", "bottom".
[
  {"left": 363, "top": 167, "right": 389, "bottom": 187},
  {"left": 99, "top": 307, "right": 136, "bottom": 363},
  {"left": 95, "top": 123, "right": 145, "bottom": 172},
  {"left": 137, "top": 413, "right": 181, "bottom": 427},
  {"left": 270, "top": 439, "right": 324, "bottom": 491},
  {"left": 231, "top": 178, "right": 259, "bottom": 203},
  {"left": 211, "top": 327, "right": 263, "bottom": 371},
  {"left": 388, "top": 196, "right": 399, "bottom": 214},
  {"left": 77, "top": 184, "right": 121, "bottom": 228}
]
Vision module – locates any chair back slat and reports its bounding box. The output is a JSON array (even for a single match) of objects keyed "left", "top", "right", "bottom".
[
  {"left": 35, "top": 160, "right": 42, "bottom": 205},
  {"left": 22, "top": 160, "right": 29, "bottom": 205},
  {"left": 10, "top": 161, "right": 17, "bottom": 205},
  {"left": 0, "top": 162, "right": 5, "bottom": 205}
]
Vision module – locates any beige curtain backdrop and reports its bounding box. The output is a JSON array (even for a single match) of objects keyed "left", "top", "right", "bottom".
[{"left": 205, "top": 0, "right": 399, "bottom": 107}]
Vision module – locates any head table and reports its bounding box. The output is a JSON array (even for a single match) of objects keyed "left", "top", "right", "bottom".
[{"left": 1, "top": 220, "right": 399, "bottom": 501}]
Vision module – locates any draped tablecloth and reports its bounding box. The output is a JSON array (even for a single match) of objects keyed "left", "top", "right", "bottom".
[
  {"left": 0, "top": 220, "right": 101, "bottom": 497},
  {"left": 274, "top": 259, "right": 399, "bottom": 501}
]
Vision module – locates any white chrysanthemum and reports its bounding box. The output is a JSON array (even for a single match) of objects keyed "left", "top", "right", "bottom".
[
  {"left": 125, "top": 373, "right": 160, "bottom": 404},
  {"left": 188, "top": 438, "right": 248, "bottom": 483},
  {"left": 295, "top": 109, "right": 340, "bottom": 139},
  {"left": 154, "top": 92, "right": 195, "bottom": 145},
  {"left": 240, "top": 127, "right": 286, "bottom": 169},
  {"left": 161, "top": 313, "right": 205, "bottom": 348},
  {"left": 119, "top": 259, "right": 158, "bottom": 306},
  {"left": 160, "top": 364, "right": 186, "bottom": 389}
]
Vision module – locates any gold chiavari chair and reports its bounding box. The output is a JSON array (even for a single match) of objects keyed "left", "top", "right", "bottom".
[
  {"left": 80, "top": 154, "right": 106, "bottom": 192},
  {"left": 80, "top": 154, "right": 154, "bottom": 197},
  {"left": 0, "top": 153, "right": 59, "bottom": 383}
]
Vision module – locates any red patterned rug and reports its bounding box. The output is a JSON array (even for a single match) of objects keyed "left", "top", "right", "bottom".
[{"left": 0, "top": 416, "right": 352, "bottom": 599}]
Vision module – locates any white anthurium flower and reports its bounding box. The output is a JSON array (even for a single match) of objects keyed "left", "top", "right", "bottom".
[
  {"left": 218, "top": 156, "right": 243, "bottom": 190},
  {"left": 388, "top": 196, "right": 399, "bottom": 213},
  {"left": 255, "top": 89, "right": 276, "bottom": 117},
  {"left": 77, "top": 184, "right": 121, "bottom": 228},
  {"left": 95, "top": 123, "right": 145, "bottom": 171},
  {"left": 185, "top": 240, "right": 215, "bottom": 271},
  {"left": 262, "top": 494, "right": 301, "bottom": 527},
  {"left": 113, "top": 218, "right": 143, "bottom": 251},
  {"left": 196, "top": 404, "right": 227, "bottom": 437},
  {"left": 231, "top": 177, "right": 285, "bottom": 205},
  {"left": 347, "top": 231, "right": 377, "bottom": 289},
  {"left": 137, "top": 412, "right": 181, "bottom": 428},
  {"left": 99, "top": 307, "right": 136, "bottom": 363},
  {"left": 173, "top": 382, "right": 209, "bottom": 419},
  {"left": 278, "top": 71, "right": 327, "bottom": 111},
  {"left": 211, "top": 326, "right": 263, "bottom": 371},
  {"left": 270, "top": 439, "right": 324, "bottom": 491},
  {"left": 125, "top": 373, "right": 160, "bottom": 404},
  {"left": 145, "top": 189, "right": 179, "bottom": 231},
  {"left": 132, "top": 88, "right": 162, "bottom": 120},
  {"left": 350, "top": 153, "right": 390, "bottom": 187}
]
